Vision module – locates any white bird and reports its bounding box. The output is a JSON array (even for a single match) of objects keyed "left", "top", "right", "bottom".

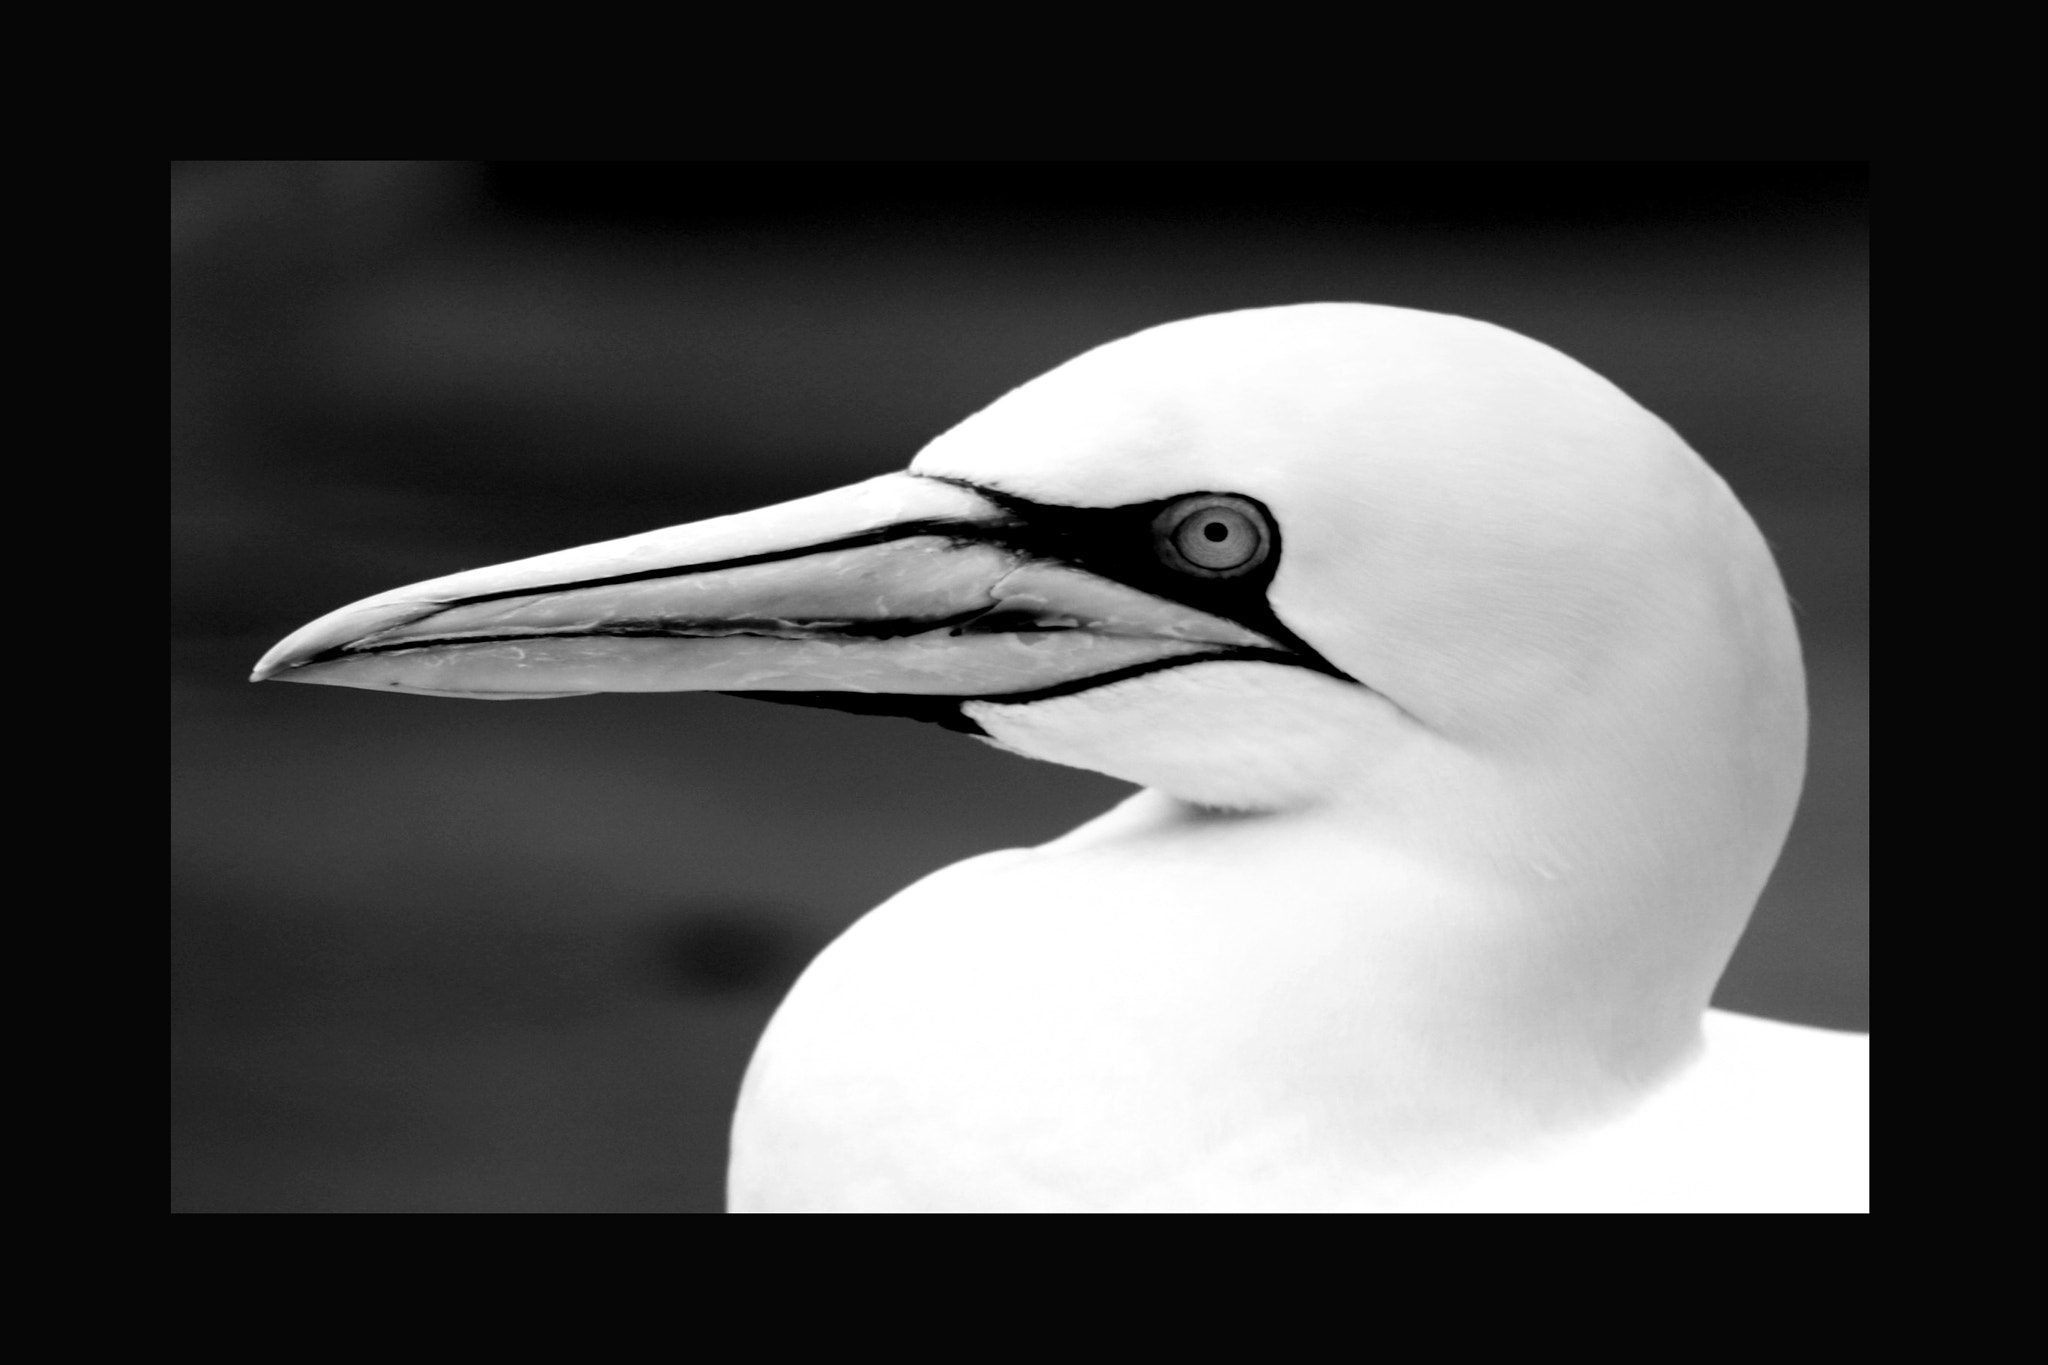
[{"left": 254, "top": 303, "right": 1869, "bottom": 1212}]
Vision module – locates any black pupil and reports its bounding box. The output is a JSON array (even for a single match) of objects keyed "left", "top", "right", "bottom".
[{"left": 1202, "top": 521, "right": 1229, "bottom": 542}]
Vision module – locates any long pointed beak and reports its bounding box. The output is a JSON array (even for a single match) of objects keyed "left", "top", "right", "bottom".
[{"left": 251, "top": 473, "right": 1282, "bottom": 706}]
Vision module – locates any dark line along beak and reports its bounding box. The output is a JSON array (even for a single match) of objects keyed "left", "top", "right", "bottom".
[{"left": 251, "top": 472, "right": 1311, "bottom": 713}]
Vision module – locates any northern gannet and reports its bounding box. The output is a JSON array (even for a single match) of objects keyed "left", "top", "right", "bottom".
[{"left": 253, "top": 303, "right": 1869, "bottom": 1213}]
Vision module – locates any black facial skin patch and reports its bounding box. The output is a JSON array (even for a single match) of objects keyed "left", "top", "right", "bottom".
[{"left": 727, "top": 477, "right": 1359, "bottom": 735}]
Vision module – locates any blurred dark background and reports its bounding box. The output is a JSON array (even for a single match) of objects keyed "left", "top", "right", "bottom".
[{"left": 171, "top": 162, "right": 1869, "bottom": 1213}]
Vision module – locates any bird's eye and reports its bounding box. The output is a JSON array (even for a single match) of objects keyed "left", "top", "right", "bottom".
[{"left": 1153, "top": 495, "right": 1272, "bottom": 577}]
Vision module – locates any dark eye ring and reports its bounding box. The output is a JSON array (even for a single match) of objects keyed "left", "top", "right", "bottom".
[{"left": 1153, "top": 495, "right": 1272, "bottom": 577}]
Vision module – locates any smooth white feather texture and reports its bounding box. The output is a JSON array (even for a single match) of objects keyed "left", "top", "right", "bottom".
[{"left": 729, "top": 304, "right": 1863, "bottom": 1213}]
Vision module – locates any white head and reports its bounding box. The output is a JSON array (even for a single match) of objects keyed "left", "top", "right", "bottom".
[{"left": 922, "top": 302, "right": 1800, "bottom": 857}]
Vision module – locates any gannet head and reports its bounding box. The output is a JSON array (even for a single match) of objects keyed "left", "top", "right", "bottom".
[
  {"left": 913, "top": 305, "right": 1805, "bottom": 827},
  {"left": 255, "top": 303, "right": 1803, "bottom": 942}
]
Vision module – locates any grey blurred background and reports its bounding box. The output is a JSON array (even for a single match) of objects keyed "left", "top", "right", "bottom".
[{"left": 171, "top": 162, "right": 1869, "bottom": 1213}]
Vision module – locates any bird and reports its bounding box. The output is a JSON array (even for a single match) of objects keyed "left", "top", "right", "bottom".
[{"left": 253, "top": 302, "right": 1869, "bottom": 1212}]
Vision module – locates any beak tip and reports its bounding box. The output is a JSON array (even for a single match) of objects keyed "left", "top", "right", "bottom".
[
  {"left": 249, "top": 651, "right": 289, "bottom": 684},
  {"left": 250, "top": 638, "right": 314, "bottom": 684},
  {"left": 251, "top": 594, "right": 438, "bottom": 687}
]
